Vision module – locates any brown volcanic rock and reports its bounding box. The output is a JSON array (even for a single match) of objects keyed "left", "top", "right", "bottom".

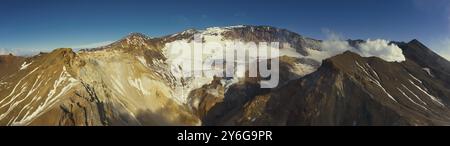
[
  {"left": 188, "top": 77, "right": 225, "bottom": 118},
  {"left": 0, "top": 54, "right": 25, "bottom": 79},
  {"left": 0, "top": 48, "right": 81, "bottom": 125},
  {"left": 205, "top": 51, "right": 450, "bottom": 126},
  {"left": 396, "top": 39, "right": 450, "bottom": 87},
  {"left": 271, "top": 51, "right": 450, "bottom": 125}
]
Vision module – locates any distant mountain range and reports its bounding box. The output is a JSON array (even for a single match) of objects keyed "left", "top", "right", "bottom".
[{"left": 1, "top": 25, "right": 449, "bottom": 125}]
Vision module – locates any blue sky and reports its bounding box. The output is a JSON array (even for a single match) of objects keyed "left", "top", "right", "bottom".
[{"left": 0, "top": 0, "right": 449, "bottom": 59}]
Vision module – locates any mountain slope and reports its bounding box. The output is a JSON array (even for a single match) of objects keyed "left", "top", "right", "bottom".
[
  {"left": 396, "top": 40, "right": 450, "bottom": 87},
  {"left": 0, "top": 48, "right": 80, "bottom": 125},
  {"left": 204, "top": 51, "right": 450, "bottom": 126},
  {"left": 0, "top": 54, "right": 25, "bottom": 79}
]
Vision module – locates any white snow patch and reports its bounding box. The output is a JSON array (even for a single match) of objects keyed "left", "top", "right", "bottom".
[
  {"left": 356, "top": 61, "right": 397, "bottom": 103},
  {"left": 408, "top": 73, "right": 423, "bottom": 84},
  {"left": 401, "top": 84, "right": 427, "bottom": 106},
  {"left": 365, "top": 63, "right": 380, "bottom": 80},
  {"left": 0, "top": 67, "right": 39, "bottom": 105},
  {"left": 20, "top": 61, "right": 32, "bottom": 70},
  {"left": 376, "top": 82, "right": 397, "bottom": 102},
  {"left": 397, "top": 88, "right": 428, "bottom": 110},
  {"left": 12, "top": 66, "right": 78, "bottom": 125},
  {"left": 355, "top": 61, "right": 371, "bottom": 76},
  {"left": 408, "top": 79, "right": 444, "bottom": 107},
  {"left": 0, "top": 66, "right": 78, "bottom": 125},
  {"left": 422, "top": 68, "right": 434, "bottom": 77}
]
